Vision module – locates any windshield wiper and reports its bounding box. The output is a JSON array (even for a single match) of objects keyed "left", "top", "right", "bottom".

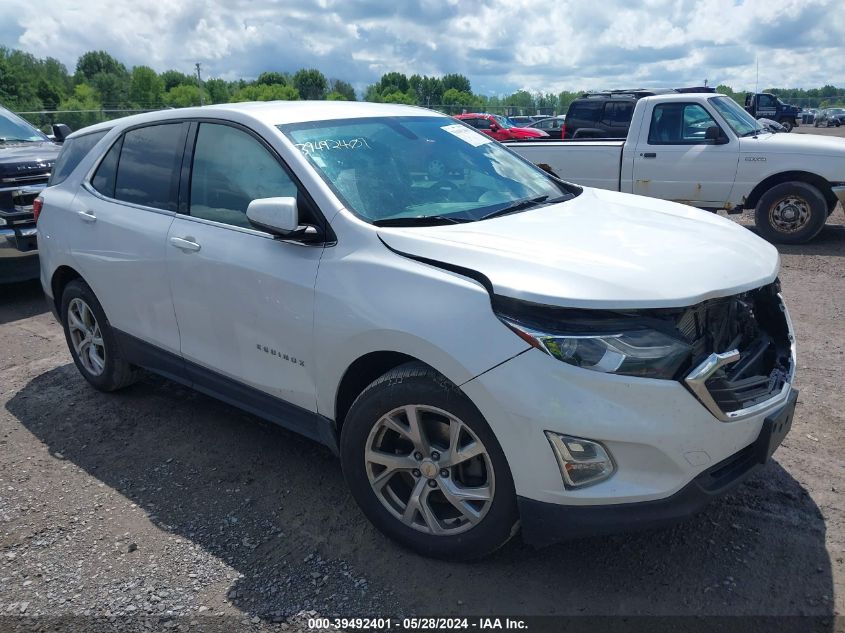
[
  {"left": 479, "top": 195, "right": 557, "bottom": 221},
  {"left": 0, "top": 137, "right": 37, "bottom": 143},
  {"left": 372, "top": 215, "right": 472, "bottom": 227}
]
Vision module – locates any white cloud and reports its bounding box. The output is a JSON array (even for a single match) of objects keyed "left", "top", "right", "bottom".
[{"left": 2, "top": 0, "right": 843, "bottom": 96}]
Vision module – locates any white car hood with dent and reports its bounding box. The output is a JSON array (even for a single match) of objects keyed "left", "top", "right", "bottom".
[{"left": 378, "top": 187, "right": 780, "bottom": 309}]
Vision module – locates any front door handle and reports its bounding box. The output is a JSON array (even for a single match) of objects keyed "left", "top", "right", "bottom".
[
  {"left": 77, "top": 209, "right": 97, "bottom": 222},
  {"left": 169, "top": 236, "right": 201, "bottom": 253},
  {"left": 641, "top": 152, "right": 657, "bottom": 158}
]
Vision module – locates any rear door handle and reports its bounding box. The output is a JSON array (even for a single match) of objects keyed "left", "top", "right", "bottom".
[
  {"left": 641, "top": 152, "right": 657, "bottom": 158},
  {"left": 77, "top": 209, "right": 97, "bottom": 222},
  {"left": 169, "top": 236, "right": 201, "bottom": 253}
]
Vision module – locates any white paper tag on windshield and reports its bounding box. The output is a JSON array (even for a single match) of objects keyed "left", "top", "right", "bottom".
[{"left": 441, "top": 124, "right": 491, "bottom": 146}]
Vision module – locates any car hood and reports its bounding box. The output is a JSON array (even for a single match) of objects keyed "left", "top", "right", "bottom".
[
  {"left": 509, "top": 127, "right": 547, "bottom": 137},
  {"left": 377, "top": 188, "right": 779, "bottom": 309},
  {"left": 741, "top": 130, "right": 845, "bottom": 157},
  {"left": 0, "top": 141, "right": 59, "bottom": 177}
]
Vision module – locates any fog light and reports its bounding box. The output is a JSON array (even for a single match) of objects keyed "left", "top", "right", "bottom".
[{"left": 545, "top": 432, "right": 615, "bottom": 489}]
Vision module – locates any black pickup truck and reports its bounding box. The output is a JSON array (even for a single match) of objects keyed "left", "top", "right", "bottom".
[
  {"left": 0, "top": 106, "right": 62, "bottom": 283},
  {"left": 743, "top": 93, "right": 801, "bottom": 131}
]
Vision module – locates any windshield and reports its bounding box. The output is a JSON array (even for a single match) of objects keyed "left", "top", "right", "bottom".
[
  {"left": 279, "top": 116, "right": 572, "bottom": 224},
  {"left": 830, "top": 108, "right": 845, "bottom": 114},
  {"left": 493, "top": 115, "right": 514, "bottom": 129},
  {"left": 709, "top": 96, "right": 764, "bottom": 137},
  {"left": 0, "top": 109, "right": 48, "bottom": 143}
]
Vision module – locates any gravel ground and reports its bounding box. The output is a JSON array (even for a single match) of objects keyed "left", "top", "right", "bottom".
[{"left": 1, "top": 199, "right": 844, "bottom": 631}]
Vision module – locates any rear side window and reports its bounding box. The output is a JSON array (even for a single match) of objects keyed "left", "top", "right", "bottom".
[
  {"left": 49, "top": 130, "right": 108, "bottom": 186},
  {"left": 566, "top": 101, "right": 602, "bottom": 123},
  {"left": 113, "top": 123, "right": 187, "bottom": 211},
  {"left": 601, "top": 102, "right": 634, "bottom": 127},
  {"left": 91, "top": 137, "right": 122, "bottom": 198}
]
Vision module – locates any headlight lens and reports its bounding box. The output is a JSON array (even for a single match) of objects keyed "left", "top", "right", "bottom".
[{"left": 500, "top": 316, "right": 691, "bottom": 380}]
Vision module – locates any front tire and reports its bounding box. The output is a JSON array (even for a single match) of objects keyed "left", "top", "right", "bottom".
[
  {"left": 754, "top": 181, "right": 828, "bottom": 244},
  {"left": 340, "top": 362, "right": 518, "bottom": 560},
  {"left": 778, "top": 119, "right": 794, "bottom": 132},
  {"left": 61, "top": 279, "right": 138, "bottom": 392}
]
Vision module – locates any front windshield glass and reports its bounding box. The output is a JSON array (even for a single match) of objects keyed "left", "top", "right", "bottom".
[
  {"left": 0, "top": 110, "right": 48, "bottom": 143},
  {"left": 493, "top": 115, "right": 514, "bottom": 129},
  {"left": 279, "top": 116, "right": 571, "bottom": 224},
  {"left": 709, "top": 96, "right": 764, "bottom": 137}
]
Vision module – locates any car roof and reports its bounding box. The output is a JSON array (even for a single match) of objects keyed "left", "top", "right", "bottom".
[{"left": 66, "top": 101, "right": 443, "bottom": 140}]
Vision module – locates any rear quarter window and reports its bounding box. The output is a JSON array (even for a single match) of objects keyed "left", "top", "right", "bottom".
[{"left": 49, "top": 130, "right": 109, "bottom": 186}]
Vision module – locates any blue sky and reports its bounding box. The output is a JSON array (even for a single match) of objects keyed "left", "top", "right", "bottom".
[{"left": 2, "top": 0, "right": 842, "bottom": 96}]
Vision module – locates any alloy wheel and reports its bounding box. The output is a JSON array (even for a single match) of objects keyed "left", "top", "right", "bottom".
[
  {"left": 67, "top": 298, "right": 106, "bottom": 376},
  {"left": 364, "top": 405, "right": 495, "bottom": 535}
]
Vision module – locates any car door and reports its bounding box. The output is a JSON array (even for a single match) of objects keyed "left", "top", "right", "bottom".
[
  {"left": 166, "top": 121, "right": 324, "bottom": 413},
  {"left": 69, "top": 122, "right": 187, "bottom": 355},
  {"left": 632, "top": 101, "right": 739, "bottom": 207}
]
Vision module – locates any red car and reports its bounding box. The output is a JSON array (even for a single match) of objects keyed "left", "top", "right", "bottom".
[{"left": 453, "top": 113, "right": 549, "bottom": 141}]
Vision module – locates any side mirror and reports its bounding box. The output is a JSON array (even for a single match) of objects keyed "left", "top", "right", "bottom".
[
  {"left": 489, "top": 122, "right": 500, "bottom": 131},
  {"left": 51, "top": 123, "right": 72, "bottom": 143},
  {"left": 705, "top": 125, "right": 728, "bottom": 144},
  {"left": 246, "top": 197, "right": 322, "bottom": 242}
]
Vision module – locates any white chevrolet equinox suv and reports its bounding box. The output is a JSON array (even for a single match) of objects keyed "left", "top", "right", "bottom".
[{"left": 36, "top": 101, "right": 797, "bottom": 559}]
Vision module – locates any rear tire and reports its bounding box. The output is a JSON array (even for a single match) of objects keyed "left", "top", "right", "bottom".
[
  {"left": 340, "top": 362, "right": 518, "bottom": 560},
  {"left": 61, "top": 280, "right": 138, "bottom": 392},
  {"left": 754, "top": 181, "right": 828, "bottom": 244}
]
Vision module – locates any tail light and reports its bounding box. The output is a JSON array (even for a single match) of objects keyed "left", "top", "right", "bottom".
[
  {"left": 33, "top": 196, "right": 44, "bottom": 223},
  {"left": 561, "top": 123, "right": 567, "bottom": 139}
]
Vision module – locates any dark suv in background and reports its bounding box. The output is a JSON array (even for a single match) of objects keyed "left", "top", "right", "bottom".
[{"left": 562, "top": 87, "right": 714, "bottom": 139}]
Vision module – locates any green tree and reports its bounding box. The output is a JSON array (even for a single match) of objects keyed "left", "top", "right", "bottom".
[
  {"left": 75, "top": 50, "right": 126, "bottom": 81},
  {"left": 256, "top": 71, "right": 289, "bottom": 86},
  {"left": 204, "top": 78, "right": 230, "bottom": 104},
  {"left": 57, "top": 83, "right": 103, "bottom": 129},
  {"left": 292, "top": 68, "right": 327, "bottom": 100},
  {"left": 230, "top": 83, "right": 299, "bottom": 102},
  {"left": 159, "top": 69, "right": 191, "bottom": 91},
  {"left": 326, "top": 91, "right": 347, "bottom": 101},
  {"left": 381, "top": 90, "right": 416, "bottom": 104},
  {"left": 329, "top": 78, "right": 356, "bottom": 101},
  {"left": 164, "top": 84, "right": 201, "bottom": 108},
  {"left": 440, "top": 88, "right": 477, "bottom": 113},
  {"left": 128, "top": 65, "right": 163, "bottom": 108},
  {"left": 441, "top": 73, "right": 471, "bottom": 94}
]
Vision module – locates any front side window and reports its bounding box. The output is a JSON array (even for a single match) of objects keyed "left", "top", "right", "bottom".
[
  {"left": 709, "top": 96, "right": 763, "bottom": 137},
  {"left": 648, "top": 103, "right": 720, "bottom": 144},
  {"left": 50, "top": 130, "right": 108, "bottom": 186},
  {"left": 280, "top": 115, "right": 573, "bottom": 225},
  {"left": 190, "top": 123, "right": 298, "bottom": 229},
  {"left": 113, "top": 123, "right": 186, "bottom": 211}
]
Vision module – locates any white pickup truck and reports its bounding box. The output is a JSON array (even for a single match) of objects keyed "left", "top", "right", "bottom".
[{"left": 508, "top": 92, "right": 845, "bottom": 243}]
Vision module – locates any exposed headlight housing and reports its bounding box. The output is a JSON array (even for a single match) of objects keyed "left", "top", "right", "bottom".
[
  {"left": 545, "top": 432, "right": 615, "bottom": 488},
  {"left": 495, "top": 297, "right": 692, "bottom": 380}
]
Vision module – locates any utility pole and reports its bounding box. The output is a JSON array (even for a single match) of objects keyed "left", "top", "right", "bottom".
[{"left": 195, "top": 63, "right": 205, "bottom": 106}]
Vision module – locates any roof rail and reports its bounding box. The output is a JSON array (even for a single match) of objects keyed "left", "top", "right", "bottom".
[{"left": 578, "top": 86, "right": 717, "bottom": 99}]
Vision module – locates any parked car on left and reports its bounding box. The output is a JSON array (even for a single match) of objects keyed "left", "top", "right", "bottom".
[{"left": 0, "top": 106, "right": 63, "bottom": 283}]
